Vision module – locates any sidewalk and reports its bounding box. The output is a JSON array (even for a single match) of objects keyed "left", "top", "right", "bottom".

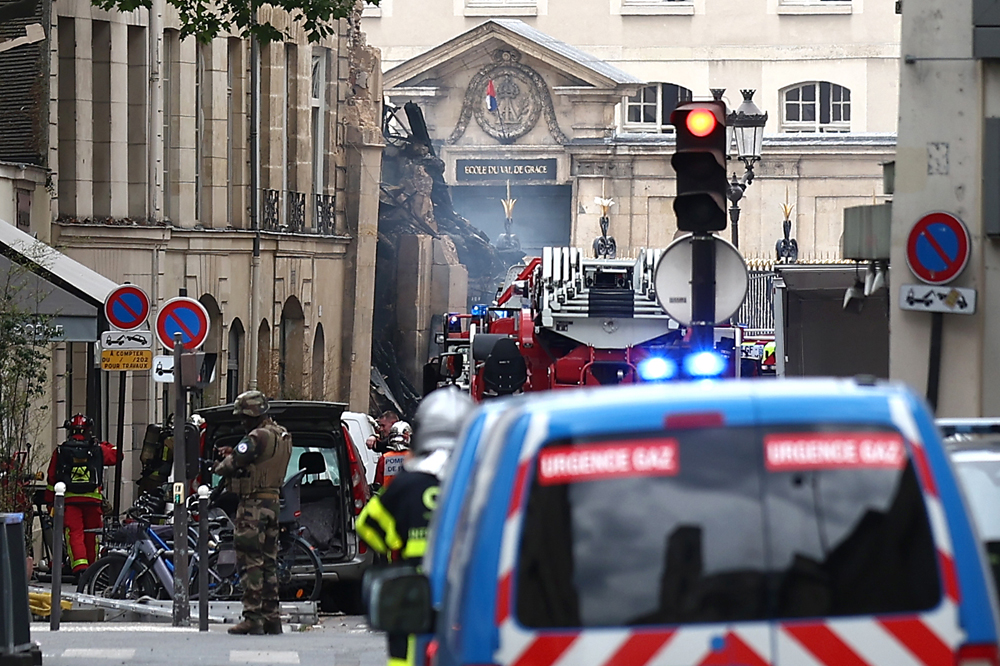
[{"left": 30, "top": 616, "right": 384, "bottom": 666}]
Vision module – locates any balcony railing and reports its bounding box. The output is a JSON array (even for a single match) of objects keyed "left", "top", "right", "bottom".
[
  {"left": 262, "top": 189, "right": 281, "bottom": 231},
  {"left": 315, "top": 194, "right": 335, "bottom": 234},
  {"left": 287, "top": 191, "right": 306, "bottom": 232},
  {"left": 258, "top": 189, "right": 338, "bottom": 235}
]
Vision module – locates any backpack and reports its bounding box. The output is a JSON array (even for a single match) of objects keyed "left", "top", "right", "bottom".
[{"left": 55, "top": 438, "right": 103, "bottom": 494}]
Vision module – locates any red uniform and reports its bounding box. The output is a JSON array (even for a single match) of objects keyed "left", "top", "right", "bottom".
[{"left": 46, "top": 438, "right": 120, "bottom": 572}]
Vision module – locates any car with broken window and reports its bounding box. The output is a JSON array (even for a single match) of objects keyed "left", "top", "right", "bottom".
[{"left": 371, "top": 378, "right": 1000, "bottom": 666}]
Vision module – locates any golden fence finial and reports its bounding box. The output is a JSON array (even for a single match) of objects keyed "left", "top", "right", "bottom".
[{"left": 501, "top": 179, "right": 516, "bottom": 218}]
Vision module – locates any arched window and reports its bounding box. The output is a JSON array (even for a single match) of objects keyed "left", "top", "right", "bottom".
[
  {"left": 257, "top": 319, "right": 271, "bottom": 394},
  {"left": 279, "top": 297, "right": 305, "bottom": 399},
  {"left": 227, "top": 318, "right": 245, "bottom": 401},
  {"left": 781, "top": 82, "right": 851, "bottom": 133},
  {"left": 622, "top": 83, "right": 693, "bottom": 133},
  {"left": 311, "top": 324, "right": 325, "bottom": 400}
]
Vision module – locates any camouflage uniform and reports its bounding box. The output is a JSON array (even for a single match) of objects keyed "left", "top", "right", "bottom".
[{"left": 215, "top": 391, "right": 292, "bottom": 635}]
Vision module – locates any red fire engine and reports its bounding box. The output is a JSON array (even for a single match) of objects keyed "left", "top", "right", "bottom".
[{"left": 428, "top": 246, "right": 744, "bottom": 401}]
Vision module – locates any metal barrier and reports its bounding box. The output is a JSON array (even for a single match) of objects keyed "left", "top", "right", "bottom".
[{"left": 735, "top": 270, "right": 775, "bottom": 336}]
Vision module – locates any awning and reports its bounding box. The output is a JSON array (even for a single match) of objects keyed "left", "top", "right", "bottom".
[{"left": 0, "top": 219, "right": 118, "bottom": 342}]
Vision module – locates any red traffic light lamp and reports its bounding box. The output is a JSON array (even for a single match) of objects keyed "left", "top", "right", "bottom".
[
  {"left": 671, "top": 101, "right": 728, "bottom": 234},
  {"left": 686, "top": 109, "right": 717, "bottom": 137}
]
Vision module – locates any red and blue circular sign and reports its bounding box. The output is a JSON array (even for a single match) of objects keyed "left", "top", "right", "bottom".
[
  {"left": 155, "top": 297, "right": 211, "bottom": 351},
  {"left": 905, "top": 212, "right": 971, "bottom": 286},
  {"left": 104, "top": 285, "right": 151, "bottom": 331}
]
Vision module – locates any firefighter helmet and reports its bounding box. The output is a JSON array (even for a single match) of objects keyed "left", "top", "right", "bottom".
[
  {"left": 232, "top": 390, "right": 269, "bottom": 417},
  {"left": 386, "top": 421, "right": 412, "bottom": 451},
  {"left": 63, "top": 414, "right": 94, "bottom": 440},
  {"left": 411, "top": 386, "right": 474, "bottom": 457}
]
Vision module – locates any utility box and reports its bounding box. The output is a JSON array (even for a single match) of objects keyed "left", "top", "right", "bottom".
[
  {"left": 842, "top": 203, "right": 892, "bottom": 260},
  {"left": 0, "top": 513, "right": 39, "bottom": 665}
]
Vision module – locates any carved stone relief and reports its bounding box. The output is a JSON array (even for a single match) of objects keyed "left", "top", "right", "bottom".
[{"left": 449, "top": 49, "right": 568, "bottom": 145}]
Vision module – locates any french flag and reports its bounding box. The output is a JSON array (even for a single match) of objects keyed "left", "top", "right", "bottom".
[{"left": 486, "top": 80, "right": 498, "bottom": 112}]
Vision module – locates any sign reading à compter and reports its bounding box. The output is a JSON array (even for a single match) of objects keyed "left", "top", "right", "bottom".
[{"left": 456, "top": 158, "right": 557, "bottom": 182}]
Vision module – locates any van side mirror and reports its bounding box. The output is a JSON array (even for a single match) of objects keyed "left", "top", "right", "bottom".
[
  {"left": 439, "top": 352, "right": 464, "bottom": 380},
  {"left": 368, "top": 568, "right": 432, "bottom": 634}
]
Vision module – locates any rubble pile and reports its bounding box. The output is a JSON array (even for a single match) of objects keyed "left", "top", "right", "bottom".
[{"left": 370, "top": 103, "right": 508, "bottom": 415}]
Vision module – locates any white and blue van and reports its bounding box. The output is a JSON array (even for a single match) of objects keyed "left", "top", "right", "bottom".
[{"left": 371, "top": 379, "right": 1000, "bottom": 666}]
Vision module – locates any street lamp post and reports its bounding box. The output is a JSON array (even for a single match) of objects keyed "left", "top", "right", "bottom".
[{"left": 725, "top": 90, "right": 768, "bottom": 249}]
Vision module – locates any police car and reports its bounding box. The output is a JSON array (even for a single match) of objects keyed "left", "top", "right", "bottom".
[{"left": 370, "top": 378, "right": 1000, "bottom": 666}]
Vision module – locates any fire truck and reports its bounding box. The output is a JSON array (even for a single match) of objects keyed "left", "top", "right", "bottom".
[{"left": 426, "top": 245, "right": 746, "bottom": 401}]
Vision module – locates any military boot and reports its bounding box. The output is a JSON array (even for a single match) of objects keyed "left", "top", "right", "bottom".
[
  {"left": 262, "top": 617, "right": 282, "bottom": 635},
  {"left": 228, "top": 619, "right": 264, "bottom": 635}
]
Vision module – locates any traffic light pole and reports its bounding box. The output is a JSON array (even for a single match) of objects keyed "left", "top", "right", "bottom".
[{"left": 690, "top": 233, "right": 716, "bottom": 350}]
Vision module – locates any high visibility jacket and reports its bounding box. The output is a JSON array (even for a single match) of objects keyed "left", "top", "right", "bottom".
[
  {"left": 46, "top": 439, "right": 120, "bottom": 505},
  {"left": 356, "top": 469, "right": 438, "bottom": 564},
  {"left": 374, "top": 451, "right": 408, "bottom": 489}
]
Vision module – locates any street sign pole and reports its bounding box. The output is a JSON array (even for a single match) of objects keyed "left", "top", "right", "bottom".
[
  {"left": 113, "top": 372, "right": 126, "bottom": 519},
  {"left": 927, "top": 312, "right": 943, "bottom": 412},
  {"left": 690, "top": 234, "right": 716, "bottom": 350},
  {"left": 171, "top": 332, "right": 190, "bottom": 626}
]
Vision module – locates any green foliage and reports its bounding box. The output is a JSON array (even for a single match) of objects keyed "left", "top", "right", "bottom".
[
  {"left": 0, "top": 250, "right": 53, "bottom": 515},
  {"left": 90, "top": 0, "right": 379, "bottom": 43}
]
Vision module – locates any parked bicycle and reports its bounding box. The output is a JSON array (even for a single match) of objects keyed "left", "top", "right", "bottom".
[{"left": 76, "top": 470, "right": 323, "bottom": 602}]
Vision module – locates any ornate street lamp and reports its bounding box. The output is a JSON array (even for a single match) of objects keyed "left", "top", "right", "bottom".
[{"left": 725, "top": 89, "right": 768, "bottom": 249}]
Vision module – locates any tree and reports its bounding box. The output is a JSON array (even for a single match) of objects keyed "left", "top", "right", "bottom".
[
  {"left": 90, "top": 0, "right": 375, "bottom": 43},
  {"left": 0, "top": 245, "right": 54, "bottom": 517}
]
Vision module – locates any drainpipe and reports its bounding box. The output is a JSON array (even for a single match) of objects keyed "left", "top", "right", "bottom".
[
  {"left": 248, "top": 24, "right": 261, "bottom": 390},
  {"left": 148, "top": 0, "right": 162, "bottom": 221}
]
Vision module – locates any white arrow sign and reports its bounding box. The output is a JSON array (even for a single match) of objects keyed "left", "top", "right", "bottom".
[
  {"left": 152, "top": 355, "right": 174, "bottom": 383},
  {"left": 101, "top": 329, "right": 153, "bottom": 349}
]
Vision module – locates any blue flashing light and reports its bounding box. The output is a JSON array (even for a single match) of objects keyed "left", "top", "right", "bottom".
[
  {"left": 683, "top": 351, "right": 726, "bottom": 377},
  {"left": 471, "top": 303, "right": 488, "bottom": 317},
  {"left": 637, "top": 357, "right": 678, "bottom": 381}
]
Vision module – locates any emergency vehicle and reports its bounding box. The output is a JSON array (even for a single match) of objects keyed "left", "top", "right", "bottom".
[
  {"left": 370, "top": 377, "right": 1000, "bottom": 666},
  {"left": 428, "top": 246, "right": 744, "bottom": 400}
]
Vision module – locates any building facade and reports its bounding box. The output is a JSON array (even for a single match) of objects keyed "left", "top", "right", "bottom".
[
  {"left": 366, "top": 1, "right": 900, "bottom": 262},
  {"left": 0, "top": 0, "right": 383, "bottom": 497},
  {"left": 890, "top": 0, "right": 1000, "bottom": 416}
]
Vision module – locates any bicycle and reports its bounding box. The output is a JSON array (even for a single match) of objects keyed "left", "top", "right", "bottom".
[
  {"left": 205, "top": 469, "right": 324, "bottom": 602},
  {"left": 77, "top": 470, "right": 323, "bottom": 603}
]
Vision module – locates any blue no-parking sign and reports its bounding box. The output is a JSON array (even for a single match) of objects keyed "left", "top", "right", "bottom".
[
  {"left": 905, "top": 212, "right": 970, "bottom": 285},
  {"left": 155, "top": 297, "right": 210, "bottom": 351},
  {"left": 104, "top": 285, "right": 151, "bottom": 331}
]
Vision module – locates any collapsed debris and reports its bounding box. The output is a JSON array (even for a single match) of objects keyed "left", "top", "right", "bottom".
[{"left": 370, "top": 103, "right": 510, "bottom": 415}]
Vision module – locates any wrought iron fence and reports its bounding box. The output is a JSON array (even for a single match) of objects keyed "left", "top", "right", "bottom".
[
  {"left": 734, "top": 270, "right": 775, "bottom": 336},
  {"left": 315, "top": 194, "right": 335, "bottom": 234}
]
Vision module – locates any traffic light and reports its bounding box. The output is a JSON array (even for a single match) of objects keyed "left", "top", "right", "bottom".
[
  {"left": 670, "top": 101, "right": 728, "bottom": 233},
  {"left": 180, "top": 352, "right": 217, "bottom": 389}
]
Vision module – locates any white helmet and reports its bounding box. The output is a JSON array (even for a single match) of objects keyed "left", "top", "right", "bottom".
[
  {"left": 405, "top": 387, "right": 475, "bottom": 475},
  {"left": 387, "top": 421, "right": 412, "bottom": 451}
]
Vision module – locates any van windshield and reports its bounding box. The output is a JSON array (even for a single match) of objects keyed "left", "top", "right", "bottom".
[{"left": 515, "top": 425, "right": 941, "bottom": 628}]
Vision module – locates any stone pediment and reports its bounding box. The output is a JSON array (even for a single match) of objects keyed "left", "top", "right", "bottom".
[
  {"left": 386, "top": 20, "right": 642, "bottom": 146},
  {"left": 385, "top": 19, "right": 642, "bottom": 91}
]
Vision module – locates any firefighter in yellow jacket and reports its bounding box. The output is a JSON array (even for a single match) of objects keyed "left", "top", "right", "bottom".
[{"left": 356, "top": 387, "right": 474, "bottom": 666}]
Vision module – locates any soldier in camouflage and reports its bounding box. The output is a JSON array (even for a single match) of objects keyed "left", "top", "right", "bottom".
[{"left": 214, "top": 390, "right": 292, "bottom": 635}]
